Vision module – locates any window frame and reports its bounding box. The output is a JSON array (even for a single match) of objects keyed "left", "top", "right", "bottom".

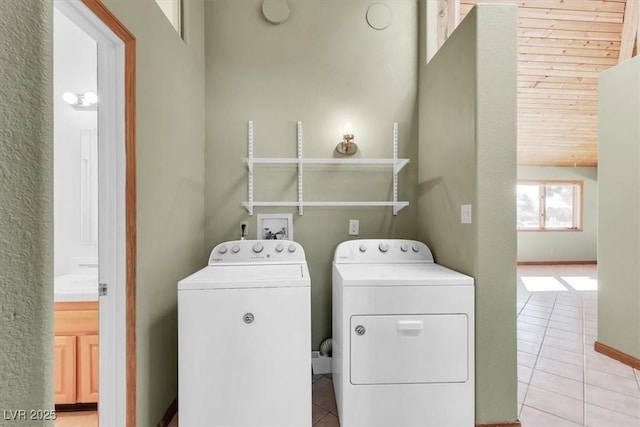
[
  {"left": 155, "top": 0, "right": 183, "bottom": 38},
  {"left": 517, "top": 180, "right": 583, "bottom": 232}
]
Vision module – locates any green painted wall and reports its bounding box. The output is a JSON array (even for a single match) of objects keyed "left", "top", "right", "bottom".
[
  {"left": 97, "top": 0, "right": 206, "bottom": 424},
  {"left": 204, "top": 0, "right": 419, "bottom": 349},
  {"left": 418, "top": 4, "right": 518, "bottom": 424},
  {"left": 0, "top": 1, "right": 54, "bottom": 424},
  {"left": 517, "top": 166, "right": 598, "bottom": 262},
  {"left": 598, "top": 57, "right": 640, "bottom": 359}
]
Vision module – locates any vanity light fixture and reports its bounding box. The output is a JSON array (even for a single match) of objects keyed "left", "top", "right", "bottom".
[
  {"left": 63, "top": 91, "right": 98, "bottom": 109},
  {"left": 336, "top": 122, "right": 358, "bottom": 155}
]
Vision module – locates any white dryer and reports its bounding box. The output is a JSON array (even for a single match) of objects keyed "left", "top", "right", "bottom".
[
  {"left": 332, "top": 239, "right": 474, "bottom": 427},
  {"left": 178, "top": 240, "right": 311, "bottom": 427}
]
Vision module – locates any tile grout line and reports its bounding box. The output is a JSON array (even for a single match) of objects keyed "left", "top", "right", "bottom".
[
  {"left": 518, "top": 403, "right": 585, "bottom": 427},
  {"left": 313, "top": 411, "right": 332, "bottom": 426},
  {"left": 515, "top": 279, "right": 533, "bottom": 417},
  {"left": 581, "top": 290, "right": 588, "bottom": 427},
  {"left": 545, "top": 276, "right": 586, "bottom": 426},
  {"left": 515, "top": 289, "right": 532, "bottom": 417},
  {"left": 518, "top": 289, "right": 558, "bottom": 419},
  {"left": 521, "top": 290, "right": 591, "bottom": 426},
  {"left": 516, "top": 279, "right": 533, "bottom": 318}
]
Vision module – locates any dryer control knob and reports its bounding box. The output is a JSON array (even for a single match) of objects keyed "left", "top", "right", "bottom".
[
  {"left": 252, "top": 243, "right": 264, "bottom": 253},
  {"left": 288, "top": 244, "right": 297, "bottom": 253},
  {"left": 412, "top": 244, "right": 420, "bottom": 252},
  {"left": 218, "top": 245, "right": 228, "bottom": 254},
  {"left": 378, "top": 242, "right": 389, "bottom": 252},
  {"left": 231, "top": 245, "right": 240, "bottom": 253},
  {"left": 275, "top": 244, "right": 284, "bottom": 252},
  {"left": 359, "top": 244, "right": 367, "bottom": 252},
  {"left": 400, "top": 243, "right": 408, "bottom": 252}
]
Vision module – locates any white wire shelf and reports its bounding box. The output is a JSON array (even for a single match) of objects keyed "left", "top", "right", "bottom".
[
  {"left": 242, "top": 201, "right": 410, "bottom": 208},
  {"left": 244, "top": 158, "right": 410, "bottom": 174},
  {"left": 243, "top": 121, "right": 409, "bottom": 215}
]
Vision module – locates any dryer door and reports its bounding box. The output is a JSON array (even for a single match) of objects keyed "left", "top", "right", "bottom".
[{"left": 350, "top": 314, "right": 469, "bottom": 384}]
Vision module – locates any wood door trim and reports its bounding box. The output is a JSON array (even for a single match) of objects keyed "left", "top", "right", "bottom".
[{"left": 79, "top": 1, "right": 136, "bottom": 425}]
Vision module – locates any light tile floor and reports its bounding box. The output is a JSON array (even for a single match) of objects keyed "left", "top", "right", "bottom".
[
  {"left": 54, "top": 410, "right": 97, "bottom": 426},
  {"left": 517, "top": 264, "right": 640, "bottom": 427}
]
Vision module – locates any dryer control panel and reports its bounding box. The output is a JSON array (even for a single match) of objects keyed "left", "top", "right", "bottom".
[
  {"left": 334, "top": 239, "right": 434, "bottom": 264},
  {"left": 208, "top": 240, "right": 306, "bottom": 265}
]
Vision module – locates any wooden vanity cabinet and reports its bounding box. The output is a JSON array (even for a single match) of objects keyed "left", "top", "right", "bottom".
[
  {"left": 78, "top": 334, "right": 99, "bottom": 402},
  {"left": 54, "top": 301, "right": 99, "bottom": 404},
  {"left": 54, "top": 335, "right": 77, "bottom": 403}
]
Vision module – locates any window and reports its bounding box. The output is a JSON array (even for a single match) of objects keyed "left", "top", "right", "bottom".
[
  {"left": 155, "top": 0, "right": 182, "bottom": 37},
  {"left": 517, "top": 181, "right": 583, "bottom": 231}
]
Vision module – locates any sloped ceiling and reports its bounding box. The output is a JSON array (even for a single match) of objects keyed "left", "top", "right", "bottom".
[{"left": 460, "top": 0, "right": 635, "bottom": 167}]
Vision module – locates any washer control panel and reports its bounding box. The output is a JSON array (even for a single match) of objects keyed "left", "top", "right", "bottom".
[
  {"left": 208, "top": 240, "right": 304, "bottom": 264},
  {"left": 334, "top": 239, "right": 434, "bottom": 264}
]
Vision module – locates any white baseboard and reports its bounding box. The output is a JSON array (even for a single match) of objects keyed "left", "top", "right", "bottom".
[{"left": 311, "top": 351, "right": 332, "bottom": 374}]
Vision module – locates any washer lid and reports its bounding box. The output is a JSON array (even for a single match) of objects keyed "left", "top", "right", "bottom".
[
  {"left": 178, "top": 264, "right": 309, "bottom": 290},
  {"left": 334, "top": 263, "right": 473, "bottom": 286}
]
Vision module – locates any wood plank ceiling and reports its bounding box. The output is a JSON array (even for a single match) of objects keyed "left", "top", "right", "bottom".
[{"left": 459, "top": 0, "right": 635, "bottom": 167}]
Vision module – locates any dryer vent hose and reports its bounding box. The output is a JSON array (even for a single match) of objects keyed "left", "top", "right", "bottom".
[{"left": 319, "top": 338, "right": 332, "bottom": 357}]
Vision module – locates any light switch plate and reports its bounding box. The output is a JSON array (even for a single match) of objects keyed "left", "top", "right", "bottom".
[
  {"left": 349, "top": 219, "right": 359, "bottom": 235},
  {"left": 461, "top": 204, "right": 472, "bottom": 224}
]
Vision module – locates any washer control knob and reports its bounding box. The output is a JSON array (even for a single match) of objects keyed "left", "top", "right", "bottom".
[
  {"left": 400, "top": 243, "right": 408, "bottom": 252},
  {"left": 252, "top": 243, "right": 264, "bottom": 253},
  {"left": 218, "top": 245, "right": 228, "bottom": 254},
  {"left": 378, "top": 242, "right": 389, "bottom": 253},
  {"left": 412, "top": 244, "right": 420, "bottom": 252},
  {"left": 231, "top": 245, "right": 240, "bottom": 253},
  {"left": 288, "top": 244, "right": 297, "bottom": 253},
  {"left": 275, "top": 244, "right": 284, "bottom": 252},
  {"left": 359, "top": 244, "right": 367, "bottom": 253}
]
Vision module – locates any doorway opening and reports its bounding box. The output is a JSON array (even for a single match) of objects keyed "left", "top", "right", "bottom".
[
  {"left": 53, "top": 1, "right": 136, "bottom": 425},
  {"left": 53, "top": 6, "right": 99, "bottom": 424}
]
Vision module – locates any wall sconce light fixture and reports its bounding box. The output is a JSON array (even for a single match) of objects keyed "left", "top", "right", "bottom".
[
  {"left": 336, "top": 122, "right": 358, "bottom": 155},
  {"left": 63, "top": 91, "right": 98, "bottom": 109}
]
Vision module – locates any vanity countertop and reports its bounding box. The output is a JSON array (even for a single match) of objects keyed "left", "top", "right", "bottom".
[{"left": 54, "top": 273, "right": 98, "bottom": 302}]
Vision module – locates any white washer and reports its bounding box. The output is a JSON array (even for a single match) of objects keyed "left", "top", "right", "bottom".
[
  {"left": 332, "top": 239, "right": 474, "bottom": 427},
  {"left": 178, "top": 240, "right": 311, "bottom": 427}
]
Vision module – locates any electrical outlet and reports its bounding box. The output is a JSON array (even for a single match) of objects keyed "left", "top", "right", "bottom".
[
  {"left": 349, "top": 219, "right": 359, "bottom": 236},
  {"left": 240, "top": 221, "right": 249, "bottom": 238},
  {"left": 461, "top": 205, "right": 472, "bottom": 224}
]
